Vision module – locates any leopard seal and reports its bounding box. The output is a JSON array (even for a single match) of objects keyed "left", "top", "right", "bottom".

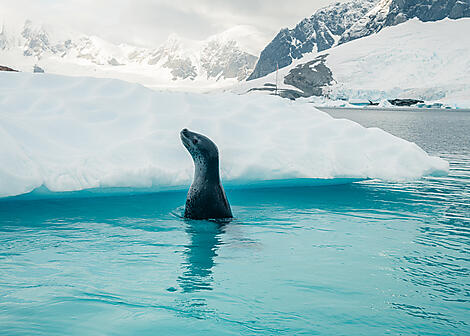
[{"left": 180, "top": 128, "right": 232, "bottom": 220}]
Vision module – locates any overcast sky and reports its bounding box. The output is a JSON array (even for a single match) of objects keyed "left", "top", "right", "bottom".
[{"left": 1, "top": 0, "right": 340, "bottom": 54}]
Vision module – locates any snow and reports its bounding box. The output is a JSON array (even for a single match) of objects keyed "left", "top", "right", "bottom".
[
  {"left": 233, "top": 18, "right": 470, "bottom": 108},
  {"left": 326, "top": 18, "right": 470, "bottom": 105},
  {"left": 207, "top": 25, "right": 269, "bottom": 56},
  {"left": 0, "top": 19, "right": 260, "bottom": 92},
  {"left": 0, "top": 72, "right": 448, "bottom": 199}
]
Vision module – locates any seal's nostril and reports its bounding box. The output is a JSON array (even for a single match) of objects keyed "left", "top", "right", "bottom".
[{"left": 182, "top": 128, "right": 189, "bottom": 135}]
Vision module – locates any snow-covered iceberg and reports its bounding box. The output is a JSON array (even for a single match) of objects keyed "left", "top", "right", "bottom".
[{"left": 0, "top": 72, "right": 448, "bottom": 198}]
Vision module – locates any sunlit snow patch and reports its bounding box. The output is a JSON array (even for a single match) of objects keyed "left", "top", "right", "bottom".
[{"left": 0, "top": 72, "right": 448, "bottom": 199}]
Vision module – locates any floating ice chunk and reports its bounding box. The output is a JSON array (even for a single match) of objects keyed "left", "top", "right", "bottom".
[{"left": 0, "top": 72, "right": 448, "bottom": 198}]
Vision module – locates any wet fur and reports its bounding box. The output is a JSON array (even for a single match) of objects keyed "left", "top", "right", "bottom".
[{"left": 180, "top": 129, "right": 232, "bottom": 220}]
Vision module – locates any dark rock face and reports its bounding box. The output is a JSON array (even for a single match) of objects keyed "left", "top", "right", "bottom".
[
  {"left": 247, "top": 0, "right": 377, "bottom": 80},
  {"left": 0, "top": 65, "right": 18, "bottom": 72},
  {"left": 339, "top": 0, "right": 470, "bottom": 44},
  {"left": 450, "top": 0, "right": 470, "bottom": 18},
  {"left": 283, "top": 54, "right": 334, "bottom": 97},
  {"left": 388, "top": 98, "right": 425, "bottom": 106},
  {"left": 246, "top": 54, "right": 334, "bottom": 100},
  {"left": 399, "top": 0, "right": 470, "bottom": 21}
]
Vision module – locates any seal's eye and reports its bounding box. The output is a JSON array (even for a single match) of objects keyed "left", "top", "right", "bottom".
[{"left": 192, "top": 138, "right": 198, "bottom": 145}]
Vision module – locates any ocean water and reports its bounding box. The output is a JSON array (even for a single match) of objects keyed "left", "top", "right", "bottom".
[{"left": 1, "top": 108, "right": 469, "bottom": 335}]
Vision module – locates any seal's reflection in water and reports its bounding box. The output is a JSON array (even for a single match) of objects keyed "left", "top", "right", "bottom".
[{"left": 178, "top": 219, "right": 228, "bottom": 293}]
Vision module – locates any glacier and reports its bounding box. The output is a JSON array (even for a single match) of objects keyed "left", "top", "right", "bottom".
[
  {"left": 234, "top": 18, "right": 470, "bottom": 108},
  {"left": 0, "top": 72, "right": 448, "bottom": 199},
  {"left": 249, "top": 0, "right": 470, "bottom": 81}
]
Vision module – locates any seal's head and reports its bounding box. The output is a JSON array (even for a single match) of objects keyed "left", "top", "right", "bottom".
[{"left": 180, "top": 128, "right": 219, "bottom": 164}]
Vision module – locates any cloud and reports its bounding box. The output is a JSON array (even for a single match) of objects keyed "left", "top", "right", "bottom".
[{"left": 0, "top": 0, "right": 341, "bottom": 53}]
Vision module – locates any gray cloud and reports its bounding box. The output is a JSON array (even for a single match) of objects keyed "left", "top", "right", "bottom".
[{"left": 0, "top": 0, "right": 341, "bottom": 53}]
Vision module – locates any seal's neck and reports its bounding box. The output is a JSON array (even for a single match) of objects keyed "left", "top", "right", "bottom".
[{"left": 193, "top": 156, "right": 220, "bottom": 184}]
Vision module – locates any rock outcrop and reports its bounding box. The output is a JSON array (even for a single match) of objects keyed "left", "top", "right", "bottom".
[{"left": 0, "top": 65, "right": 18, "bottom": 72}]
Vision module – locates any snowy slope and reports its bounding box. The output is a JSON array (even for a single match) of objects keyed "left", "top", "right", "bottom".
[
  {"left": 0, "top": 20, "right": 259, "bottom": 91},
  {"left": 0, "top": 72, "right": 448, "bottom": 199},
  {"left": 249, "top": 0, "right": 469, "bottom": 80},
  {"left": 233, "top": 18, "right": 470, "bottom": 107}
]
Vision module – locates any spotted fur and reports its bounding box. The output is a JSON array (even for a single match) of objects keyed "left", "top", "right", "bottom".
[{"left": 180, "top": 129, "right": 232, "bottom": 220}]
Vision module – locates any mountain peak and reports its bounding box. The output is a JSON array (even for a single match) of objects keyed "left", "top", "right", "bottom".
[
  {"left": 247, "top": 0, "right": 378, "bottom": 81},
  {"left": 0, "top": 18, "right": 259, "bottom": 89},
  {"left": 339, "top": 0, "right": 470, "bottom": 44},
  {"left": 207, "top": 25, "right": 269, "bottom": 55}
]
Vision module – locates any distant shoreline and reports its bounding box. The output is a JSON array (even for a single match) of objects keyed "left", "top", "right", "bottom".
[{"left": 315, "top": 106, "right": 470, "bottom": 113}]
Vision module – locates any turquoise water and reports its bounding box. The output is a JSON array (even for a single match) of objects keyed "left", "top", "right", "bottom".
[{"left": 1, "top": 109, "right": 469, "bottom": 335}]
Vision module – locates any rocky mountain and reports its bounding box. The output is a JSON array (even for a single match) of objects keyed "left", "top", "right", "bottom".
[
  {"left": 0, "top": 20, "right": 258, "bottom": 87},
  {"left": 247, "top": 0, "right": 378, "bottom": 81},
  {"left": 248, "top": 0, "right": 470, "bottom": 81},
  {"left": 234, "top": 17, "right": 470, "bottom": 107},
  {"left": 339, "top": 0, "right": 470, "bottom": 43}
]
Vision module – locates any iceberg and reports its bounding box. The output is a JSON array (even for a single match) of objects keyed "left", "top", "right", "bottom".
[{"left": 0, "top": 72, "right": 448, "bottom": 199}]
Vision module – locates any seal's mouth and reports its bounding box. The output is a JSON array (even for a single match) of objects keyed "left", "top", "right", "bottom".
[{"left": 180, "top": 128, "right": 191, "bottom": 148}]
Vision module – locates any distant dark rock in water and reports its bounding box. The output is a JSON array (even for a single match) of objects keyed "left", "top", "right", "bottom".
[
  {"left": 0, "top": 65, "right": 18, "bottom": 72},
  {"left": 33, "top": 65, "right": 44, "bottom": 73},
  {"left": 388, "top": 99, "right": 425, "bottom": 106}
]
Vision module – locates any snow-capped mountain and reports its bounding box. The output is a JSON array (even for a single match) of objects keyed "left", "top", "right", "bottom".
[
  {"left": 339, "top": 0, "right": 470, "bottom": 44},
  {"left": 248, "top": 0, "right": 470, "bottom": 81},
  {"left": 247, "top": 0, "right": 378, "bottom": 81},
  {"left": 0, "top": 20, "right": 258, "bottom": 90},
  {"left": 233, "top": 18, "right": 470, "bottom": 108}
]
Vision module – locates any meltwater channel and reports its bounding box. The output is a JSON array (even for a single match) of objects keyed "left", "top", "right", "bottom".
[{"left": 0, "top": 108, "right": 469, "bottom": 335}]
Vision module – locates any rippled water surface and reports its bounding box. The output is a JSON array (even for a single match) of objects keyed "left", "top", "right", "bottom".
[{"left": 1, "top": 108, "right": 469, "bottom": 335}]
